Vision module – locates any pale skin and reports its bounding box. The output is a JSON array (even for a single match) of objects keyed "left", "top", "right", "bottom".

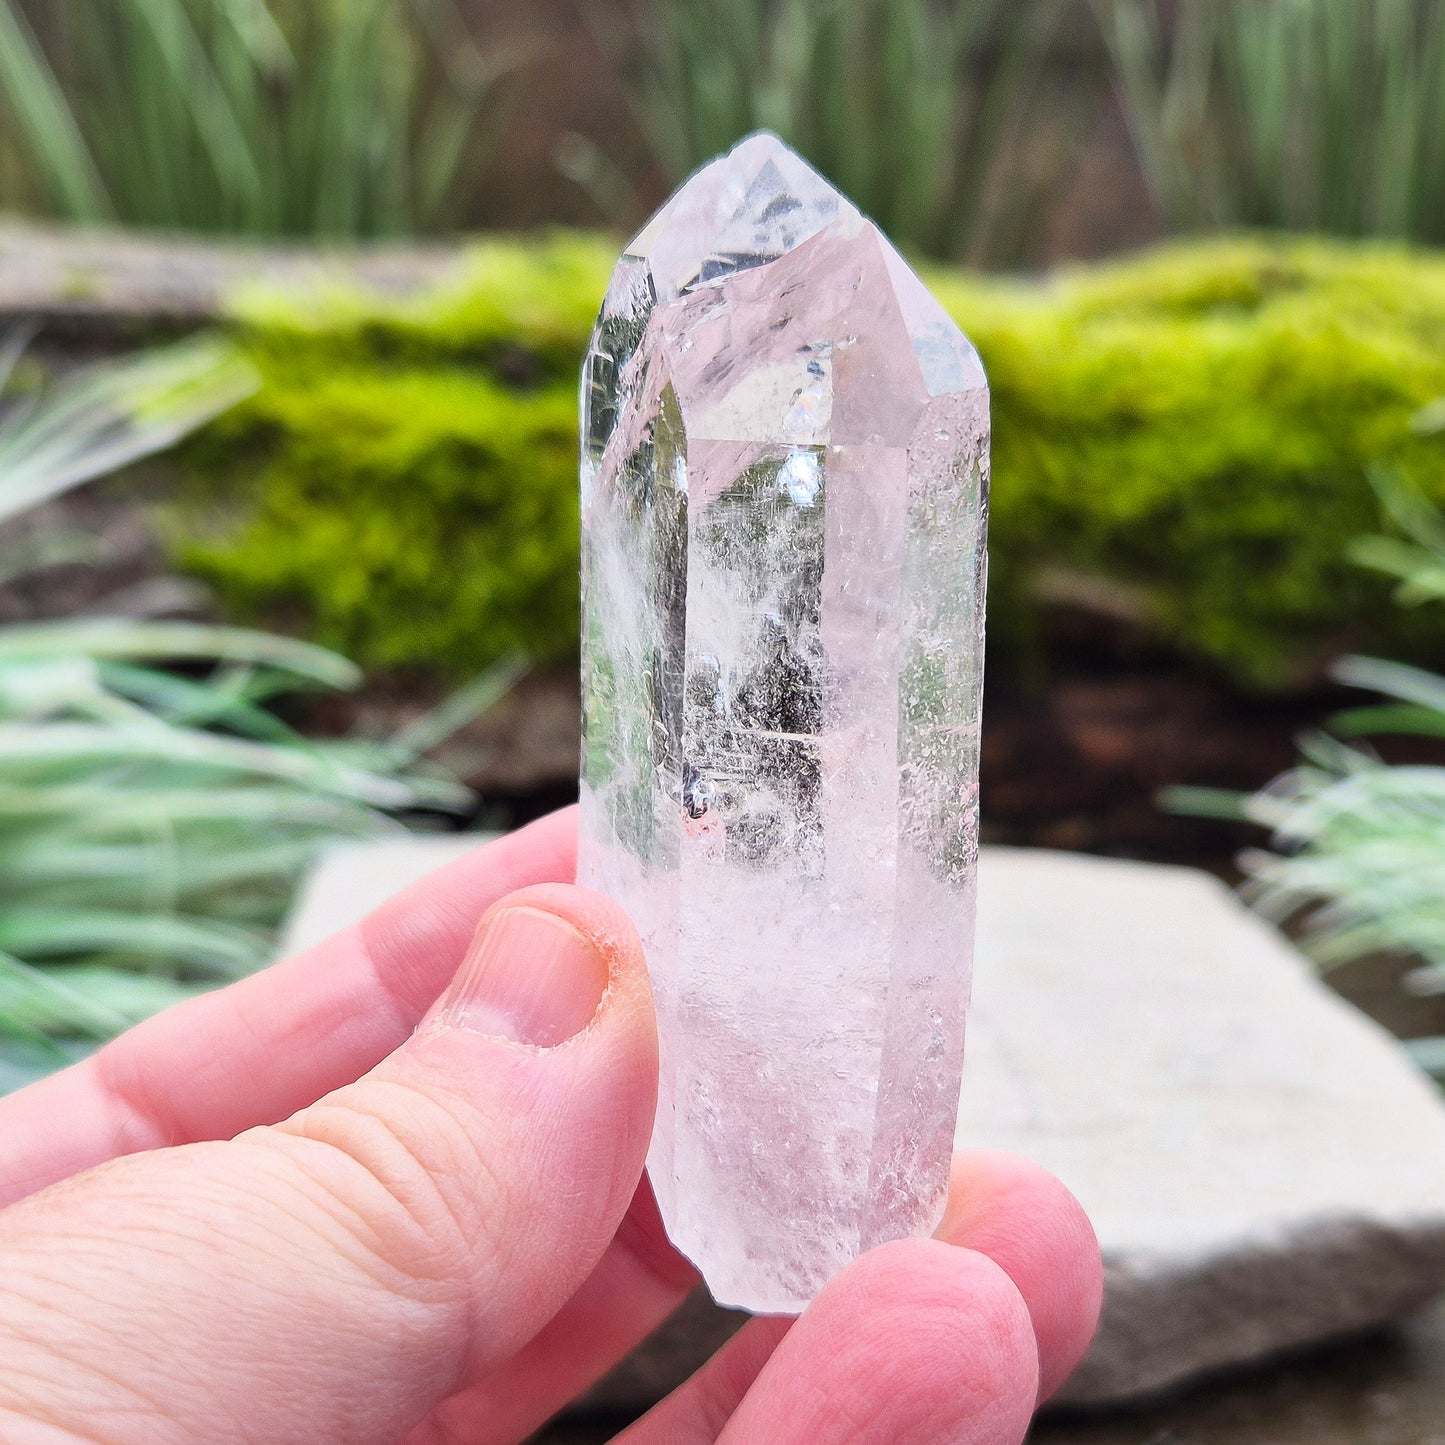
[{"left": 0, "top": 806, "right": 1103, "bottom": 1444}]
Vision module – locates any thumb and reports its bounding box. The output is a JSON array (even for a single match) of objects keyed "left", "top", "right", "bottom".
[{"left": 0, "top": 884, "right": 658, "bottom": 1445}]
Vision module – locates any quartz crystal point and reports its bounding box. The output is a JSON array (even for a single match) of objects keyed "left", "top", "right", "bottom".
[{"left": 577, "top": 133, "right": 988, "bottom": 1313}]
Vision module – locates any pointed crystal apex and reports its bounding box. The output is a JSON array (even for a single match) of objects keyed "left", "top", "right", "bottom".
[
  {"left": 580, "top": 136, "right": 989, "bottom": 1313},
  {"left": 626, "top": 132, "right": 855, "bottom": 304}
]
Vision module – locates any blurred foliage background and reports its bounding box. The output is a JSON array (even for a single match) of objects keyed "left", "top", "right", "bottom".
[
  {"left": 7, "top": 0, "right": 1445, "bottom": 258},
  {"left": 0, "top": 0, "right": 526, "bottom": 236},
  {"left": 1096, "top": 0, "right": 1445, "bottom": 244},
  {"left": 3, "top": 0, "right": 1445, "bottom": 1072}
]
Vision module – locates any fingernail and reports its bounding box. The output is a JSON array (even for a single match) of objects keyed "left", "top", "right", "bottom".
[{"left": 429, "top": 906, "right": 609, "bottom": 1047}]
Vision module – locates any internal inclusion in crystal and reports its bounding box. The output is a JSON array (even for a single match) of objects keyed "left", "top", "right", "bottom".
[{"left": 578, "top": 133, "right": 989, "bottom": 1312}]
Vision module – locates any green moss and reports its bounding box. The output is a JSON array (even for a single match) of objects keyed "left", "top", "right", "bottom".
[
  {"left": 941, "top": 237, "right": 1445, "bottom": 681},
  {"left": 177, "top": 232, "right": 1445, "bottom": 686},
  {"left": 177, "top": 237, "right": 609, "bottom": 674}
]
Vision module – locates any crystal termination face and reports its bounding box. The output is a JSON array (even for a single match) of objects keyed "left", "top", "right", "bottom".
[{"left": 578, "top": 133, "right": 988, "bottom": 1313}]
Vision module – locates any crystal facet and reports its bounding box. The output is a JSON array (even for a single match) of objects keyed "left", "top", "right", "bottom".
[{"left": 578, "top": 133, "right": 988, "bottom": 1313}]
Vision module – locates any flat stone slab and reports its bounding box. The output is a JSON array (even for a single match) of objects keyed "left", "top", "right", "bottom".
[
  {"left": 281, "top": 834, "right": 495, "bottom": 956},
  {"left": 281, "top": 837, "right": 1445, "bottom": 1405},
  {"left": 964, "top": 848, "right": 1445, "bottom": 1404}
]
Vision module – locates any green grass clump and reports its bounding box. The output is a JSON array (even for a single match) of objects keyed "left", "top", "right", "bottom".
[
  {"left": 0, "top": 333, "right": 498, "bottom": 1092},
  {"left": 0, "top": 0, "right": 523, "bottom": 237},
  {"left": 1097, "top": 0, "right": 1445, "bottom": 246},
  {"left": 178, "top": 232, "right": 1445, "bottom": 687},
  {"left": 594, "top": 0, "right": 1072, "bottom": 267},
  {"left": 1165, "top": 470, "right": 1445, "bottom": 1076}
]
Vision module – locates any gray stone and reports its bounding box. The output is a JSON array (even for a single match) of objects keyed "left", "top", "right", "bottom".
[
  {"left": 279, "top": 838, "right": 1445, "bottom": 1405},
  {"left": 280, "top": 835, "right": 485, "bottom": 956},
  {"left": 964, "top": 848, "right": 1445, "bottom": 1405}
]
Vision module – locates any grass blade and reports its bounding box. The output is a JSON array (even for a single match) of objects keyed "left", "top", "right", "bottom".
[{"left": 0, "top": 0, "right": 112, "bottom": 219}]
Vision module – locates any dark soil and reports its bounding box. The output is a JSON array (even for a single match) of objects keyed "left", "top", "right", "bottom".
[
  {"left": 426, "top": 636, "right": 1365, "bottom": 876},
  {"left": 432, "top": 654, "right": 1343, "bottom": 871},
  {"left": 979, "top": 659, "right": 1336, "bottom": 870}
]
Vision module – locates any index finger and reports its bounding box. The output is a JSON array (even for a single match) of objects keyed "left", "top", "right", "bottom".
[{"left": 0, "top": 806, "right": 578, "bottom": 1207}]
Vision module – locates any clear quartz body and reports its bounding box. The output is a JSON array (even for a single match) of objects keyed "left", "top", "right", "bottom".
[{"left": 578, "top": 133, "right": 989, "bottom": 1313}]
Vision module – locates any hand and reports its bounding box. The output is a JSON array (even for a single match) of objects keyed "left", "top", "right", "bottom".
[{"left": 0, "top": 806, "right": 1101, "bottom": 1444}]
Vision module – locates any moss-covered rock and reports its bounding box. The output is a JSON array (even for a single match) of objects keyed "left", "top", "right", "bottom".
[
  {"left": 936, "top": 239, "right": 1445, "bottom": 681},
  {"left": 177, "top": 236, "right": 613, "bottom": 674},
  {"left": 177, "top": 233, "right": 1445, "bottom": 685}
]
